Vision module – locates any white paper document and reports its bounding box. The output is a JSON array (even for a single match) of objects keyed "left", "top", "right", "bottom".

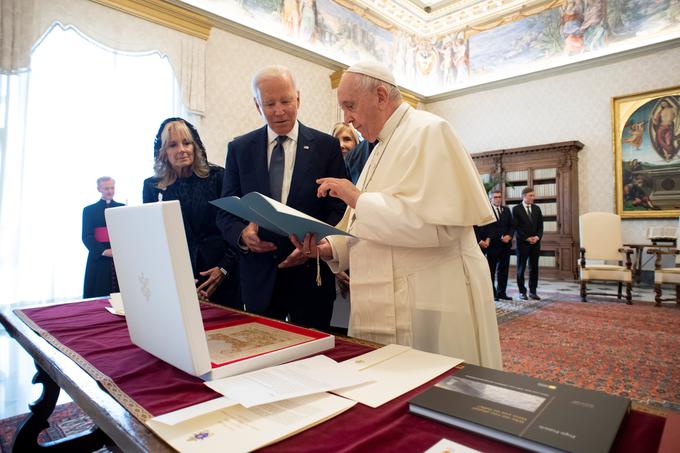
[
  {"left": 333, "top": 344, "right": 463, "bottom": 408},
  {"left": 206, "top": 355, "right": 373, "bottom": 408},
  {"left": 146, "top": 393, "right": 356, "bottom": 453},
  {"left": 106, "top": 292, "right": 125, "bottom": 316},
  {"left": 424, "top": 438, "right": 482, "bottom": 453},
  {"left": 151, "top": 397, "right": 237, "bottom": 426}
]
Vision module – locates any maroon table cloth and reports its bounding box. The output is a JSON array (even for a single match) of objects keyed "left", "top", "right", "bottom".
[{"left": 16, "top": 299, "right": 666, "bottom": 452}]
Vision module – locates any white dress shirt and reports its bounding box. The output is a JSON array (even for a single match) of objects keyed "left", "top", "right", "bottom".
[
  {"left": 266, "top": 121, "right": 299, "bottom": 205},
  {"left": 492, "top": 204, "right": 501, "bottom": 221}
]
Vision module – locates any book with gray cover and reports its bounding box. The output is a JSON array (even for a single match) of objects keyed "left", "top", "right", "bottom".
[
  {"left": 211, "top": 192, "right": 352, "bottom": 241},
  {"left": 409, "top": 364, "right": 630, "bottom": 453}
]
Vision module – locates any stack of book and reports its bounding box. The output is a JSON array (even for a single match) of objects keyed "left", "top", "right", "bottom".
[
  {"left": 544, "top": 221, "right": 558, "bottom": 232},
  {"left": 534, "top": 168, "right": 557, "bottom": 179},
  {"left": 506, "top": 170, "right": 529, "bottom": 182},
  {"left": 533, "top": 183, "right": 556, "bottom": 197},
  {"left": 506, "top": 186, "right": 524, "bottom": 199},
  {"left": 539, "top": 202, "right": 557, "bottom": 216}
]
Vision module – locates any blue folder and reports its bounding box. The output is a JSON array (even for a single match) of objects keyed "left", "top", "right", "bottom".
[{"left": 211, "top": 192, "right": 352, "bottom": 241}]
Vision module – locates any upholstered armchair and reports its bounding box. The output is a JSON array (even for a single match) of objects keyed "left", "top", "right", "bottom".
[{"left": 579, "top": 212, "right": 634, "bottom": 304}]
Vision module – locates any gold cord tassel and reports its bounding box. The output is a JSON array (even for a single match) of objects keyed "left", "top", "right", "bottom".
[{"left": 316, "top": 248, "right": 322, "bottom": 287}]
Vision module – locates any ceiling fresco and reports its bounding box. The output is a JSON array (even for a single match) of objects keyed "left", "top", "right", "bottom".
[{"left": 185, "top": 0, "right": 680, "bottom": 96}]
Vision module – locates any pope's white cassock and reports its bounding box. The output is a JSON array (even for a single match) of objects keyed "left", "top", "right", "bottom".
[{"left": 327, "top": 102, "right": 502, "bottom": 369}]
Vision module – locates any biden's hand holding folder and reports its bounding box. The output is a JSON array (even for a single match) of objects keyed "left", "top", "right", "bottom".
[{"left": 211, "top": 192, "right": 352, "bottom": 241}]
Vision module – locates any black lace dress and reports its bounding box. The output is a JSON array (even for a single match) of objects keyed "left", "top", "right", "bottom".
[{"left": 143, "top": 165, "right": 239, "bottom": 307}]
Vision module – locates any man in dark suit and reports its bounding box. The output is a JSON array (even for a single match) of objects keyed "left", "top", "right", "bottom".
[
  {"left": 512, "top": 186, "right": 543, "bottom": 300},
  {"left": 82, "top": 176, "right": 124, "bottom": 298},
  {"left": 474, "top": 190, "right": 513, "bottom": 301},
  {"left": 217, "top": 65, "right": 347, "bottom": 330}
]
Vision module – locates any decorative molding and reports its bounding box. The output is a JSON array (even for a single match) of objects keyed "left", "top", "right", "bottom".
[
  {"left": 401, "top": 91, "right": 420, "bottom": 108},
  {"left": 89, "top": 0, "right": 212, "bottom": 40},
  {"left": 329, "top": 69, "right": 422, "bottom": 108},
  {"left": 330, "top": 69, "right": 344, "bottom": 90},
  {"left": 346, "top": 0, "right": 553, "bottom": 38}
]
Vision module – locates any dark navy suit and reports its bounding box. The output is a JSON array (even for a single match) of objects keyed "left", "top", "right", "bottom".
[
  {"left": 344, "top": 140, "right": 374, "bottom": 184},
  {"left": 512, "top": 203, "right": 543, "bottom": 296},
  {"left": 474, "top": 205, "right": 514, "bottom": 298},
  {"left": 143, "top": 166, "right": 240, "bottom": 308},
  {"left": 217, "top": 122, "right": 347, "bottom": 329}
]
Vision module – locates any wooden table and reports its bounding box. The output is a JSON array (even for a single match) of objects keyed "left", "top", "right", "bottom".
[
  {"left": 2, "top": 300, "right": 679, "bottom": 453},
  {"left": 623, "top": 243, "right": 675, "bottom": 284},
  {"left": 1, "top": 302, "right": 172, "bottom": 452}
]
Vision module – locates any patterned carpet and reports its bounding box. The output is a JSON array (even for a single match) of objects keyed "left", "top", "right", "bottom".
[
  {"left": 0, "top": 402, "right": 102, "bottom": 453},
  {"left": 497, "top": 290, "right": 680, "bottom": 414}
]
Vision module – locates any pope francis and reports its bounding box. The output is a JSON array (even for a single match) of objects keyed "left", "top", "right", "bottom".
[{"left": 291, "top": 61, "right": 502, "bottom": 369}]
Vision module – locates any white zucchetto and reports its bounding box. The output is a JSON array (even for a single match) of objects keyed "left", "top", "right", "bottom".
[{"left": 345, "top": 61, "right": 398, "bottom": 86}]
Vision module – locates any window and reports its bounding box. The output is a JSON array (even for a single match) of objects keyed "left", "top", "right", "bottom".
[{"left": 0, "top": 23, "right": 187, "bottom": 304}]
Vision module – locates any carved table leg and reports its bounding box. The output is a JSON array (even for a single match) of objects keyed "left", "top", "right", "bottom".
[
  {"left": 11, "top": 362, "right": 108, "bottom": 452},
  {"left": 655, "top": 284, "right": 663, "bottom": 307},
  {"left": 626, "top": 282, "right": 633, "bottom": 305}
]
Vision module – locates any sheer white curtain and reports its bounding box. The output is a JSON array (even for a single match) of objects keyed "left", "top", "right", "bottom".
[{"left": 0, "top": 23, "right": 187, "bottom": 305}]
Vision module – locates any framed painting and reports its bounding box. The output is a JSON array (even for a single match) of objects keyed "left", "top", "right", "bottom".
[{"left": 613, "top": 85, "right": 680, "bottom": 218}]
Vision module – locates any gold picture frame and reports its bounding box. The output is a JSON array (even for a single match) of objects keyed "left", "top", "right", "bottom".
[{"left": 613, "top": 85, "right": 680, "bottom": 218}]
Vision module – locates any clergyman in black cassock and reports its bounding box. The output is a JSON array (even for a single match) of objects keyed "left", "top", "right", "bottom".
[{"left": 82, "top": 177, "right": 123, "bottom": 298}]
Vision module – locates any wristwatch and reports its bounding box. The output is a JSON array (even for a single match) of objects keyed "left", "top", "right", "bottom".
[{"left": 219, "top": 267, "right": 229, "bottom": 277}]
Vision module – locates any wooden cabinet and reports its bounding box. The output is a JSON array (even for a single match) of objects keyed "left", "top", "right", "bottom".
[{"left": 472, "top": 141, "right": 583, "bottom": 280}]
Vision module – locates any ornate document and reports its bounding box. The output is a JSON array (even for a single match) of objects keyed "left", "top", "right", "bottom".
[{"left": 206, "top": 322, "right": 315, "bottom": 365}]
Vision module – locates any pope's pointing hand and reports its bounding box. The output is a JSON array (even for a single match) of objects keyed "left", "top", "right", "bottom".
[{"left": 316, "top": 178, "right": 361, "bottom": 209}]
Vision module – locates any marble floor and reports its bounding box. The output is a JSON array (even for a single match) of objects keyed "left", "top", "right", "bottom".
[
  {"left": 0, "top": 324, "right": 73, "bottom": 420},
  {"left": 0, "top": 278, "right": 668, "bottom": 420},
  {"left": 2, "top": 297, "right": 85, "bottom": 420},
  {"left": 509, "top": 277, "right": 659, "bottom": 303}
]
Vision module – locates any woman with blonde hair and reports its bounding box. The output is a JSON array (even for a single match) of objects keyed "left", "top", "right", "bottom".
[
  {"left": 332, "top": 122, "right": 359, "bottom": 157},
  {"left": 331, "top": 122, "right": 373, "bottom": 184},
  {"left": 143, "top": 118, "right": 239, "bottom": 307}
]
